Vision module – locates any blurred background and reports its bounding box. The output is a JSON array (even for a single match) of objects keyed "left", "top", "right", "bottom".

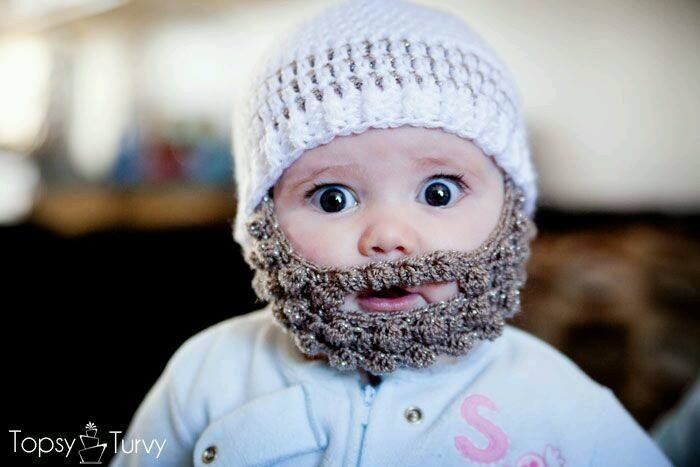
[{"left": 2, "top": 0, "right": 698, "bottom": 463}]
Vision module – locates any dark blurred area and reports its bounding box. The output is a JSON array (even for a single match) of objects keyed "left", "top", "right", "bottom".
[
  {"left": 2, "top": 0, "right": 698, "bottom": 465},
  {"left": 513, "top": 211, "right": 700, "bottom": 428}
]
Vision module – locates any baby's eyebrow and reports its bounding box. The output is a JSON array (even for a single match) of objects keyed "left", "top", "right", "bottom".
[
  {"left": 291, "top": 163, "right": 369, "bottom": 190},
  {"left": 413, "top": 155, "right": 466, "bottom": 171},
  {"left": 414, "top": 155, "right": 483, "bottom": 183}
]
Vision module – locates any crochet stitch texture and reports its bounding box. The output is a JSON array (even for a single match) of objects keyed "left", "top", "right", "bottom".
[{"left": 232, "top": 0, "right": 538, "bottom": 256}]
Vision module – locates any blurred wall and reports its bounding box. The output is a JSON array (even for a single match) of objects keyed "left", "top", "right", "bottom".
[{"left": 2, "top": 0, "right": 698, "bottom": 214}]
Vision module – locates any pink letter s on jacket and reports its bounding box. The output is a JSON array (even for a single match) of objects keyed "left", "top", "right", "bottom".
[{"left": 454, "top": 394, "right": 510, "bottom": 463}]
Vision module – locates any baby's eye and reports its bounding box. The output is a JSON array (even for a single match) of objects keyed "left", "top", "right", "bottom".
[
  {"left": 308, "top": 185, "right": 358, "bottom": 213},
  {"left": 418, "top": 175, "right": 466, "bottom": 207}
]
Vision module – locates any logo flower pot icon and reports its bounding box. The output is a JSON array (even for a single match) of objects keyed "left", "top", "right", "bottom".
[
  {"left": 85, "top": 421, "right": 97, "bottom": 438},
  {"left": 78, "top": 422, "right": 107, "bottom": 464}
]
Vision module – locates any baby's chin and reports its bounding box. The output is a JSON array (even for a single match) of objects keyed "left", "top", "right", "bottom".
[{"left": 342, "top": 281, "right": 460, "bottom": 314}]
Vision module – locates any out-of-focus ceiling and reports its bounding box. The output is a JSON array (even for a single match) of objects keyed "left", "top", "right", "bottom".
[
  {"left": 0, "top": 0, "right": 130, "bottom": 32},
  {"left": 0, "top": 0, "right": 265, "bottom": 32}
]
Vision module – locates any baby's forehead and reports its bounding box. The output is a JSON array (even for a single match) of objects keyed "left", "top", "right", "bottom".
[
  {"left": 267, "top": 127, "right": 511, "bottom": 204},
  {"left": 285, "top": 127, "right": 493, "bottom": 176}
]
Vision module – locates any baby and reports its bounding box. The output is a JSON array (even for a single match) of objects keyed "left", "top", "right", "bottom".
[{"left": 111, "top": 0, "right": 672, "bottom": 466}]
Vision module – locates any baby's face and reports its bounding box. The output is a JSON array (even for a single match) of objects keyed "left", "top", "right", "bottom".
[{"left": 272, "top": 125, "right": 504, "bottom": 314}]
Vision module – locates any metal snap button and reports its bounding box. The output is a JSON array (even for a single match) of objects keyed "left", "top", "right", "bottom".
[
  {"left": 404, "top": 406, "right": 423, "bottom": 424},
  {"left": 202, "top": 445, "right": 217, "bottom": 464}
]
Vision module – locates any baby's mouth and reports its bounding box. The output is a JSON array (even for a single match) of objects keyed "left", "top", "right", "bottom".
[{"left": 356, "top": 286, "right": 423, "bottom": 313}]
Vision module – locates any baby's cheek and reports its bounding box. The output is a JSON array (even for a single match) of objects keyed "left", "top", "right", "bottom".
[
  {"left": 417, "top": 231, "right": 477, "bottom": 258},
  {"left": 285, "top": 220, "right": 359, "bottom": 267},
  {"left": 438, "top": 218, "right": 499, "bottom": 252}
]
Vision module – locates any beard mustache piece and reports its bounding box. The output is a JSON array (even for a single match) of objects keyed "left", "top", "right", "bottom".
[{"left": 243, "top": 174, "right": 537, "bottom": 375}]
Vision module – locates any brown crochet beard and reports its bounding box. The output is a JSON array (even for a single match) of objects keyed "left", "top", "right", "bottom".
[{"left": 243, "top": 174, "right": 537, "bottom": 375}]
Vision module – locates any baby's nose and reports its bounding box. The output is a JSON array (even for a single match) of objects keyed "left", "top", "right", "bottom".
[{"left": 358, "top": 215, "right": 420, "bottom": 259}]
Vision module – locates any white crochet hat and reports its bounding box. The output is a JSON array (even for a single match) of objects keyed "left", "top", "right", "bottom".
[{"left": 232, "top": 0, "right": 537, "bottom": 255}]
